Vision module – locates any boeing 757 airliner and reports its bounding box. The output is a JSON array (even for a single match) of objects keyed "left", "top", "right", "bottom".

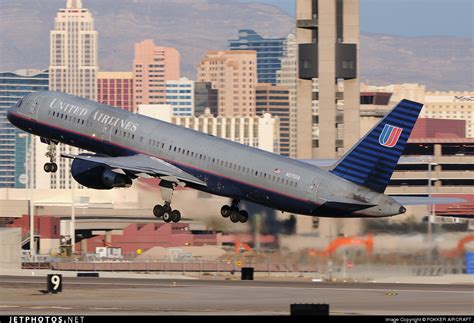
[{"left": 7, "top": 91, "right": 459, "bottom": 223}]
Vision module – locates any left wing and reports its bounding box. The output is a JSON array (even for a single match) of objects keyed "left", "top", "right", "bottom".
[{"left": 62, "top": 153, "right": 207, "bottom": 187}]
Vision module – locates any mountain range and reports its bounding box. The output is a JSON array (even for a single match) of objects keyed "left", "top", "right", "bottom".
[{"left": 0, "top": 0, "right": 472, "bottom": 91}]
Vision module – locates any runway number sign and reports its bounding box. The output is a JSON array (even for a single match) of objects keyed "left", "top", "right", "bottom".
[{"left": 47, "top": 274, "right": 63, "bottom": 293}]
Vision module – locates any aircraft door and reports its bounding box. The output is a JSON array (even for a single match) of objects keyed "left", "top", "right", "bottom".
[
  {"left": 28, "top": 95, "right": 45, "bottom": 120},
  {"left": 306, "top": 178, "right": 320, "bottom": 203},
  {"left": 101, "top": 123, "right": 113, "bottom": 142}
]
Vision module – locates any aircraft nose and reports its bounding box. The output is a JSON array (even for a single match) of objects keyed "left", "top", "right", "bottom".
[{"left": 6, "top": 105, "right": 16, "bottom": 124}]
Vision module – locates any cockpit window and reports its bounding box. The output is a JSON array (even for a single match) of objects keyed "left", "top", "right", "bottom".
[{"left": 17, "top": 99, "right": 23, "bottom": 107}]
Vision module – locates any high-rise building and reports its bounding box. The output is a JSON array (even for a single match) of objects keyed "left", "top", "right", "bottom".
[
  {"left": 194, "top": 82, "right": 218, "bottom": 117},
  {"left": 138, "top": 105, "right": 279, "bottom": 153},
  {"left": 133, "top": 39, "right": 180, "bottom": 107},
  {"left": 0, "top": 69, "right": 49, "bottom": 188},
  {"left": 165, "top": 77, "right": 194, "bottom": 117},
  {"left": 276, "top": 34, "right": 298, "bottom": 158},
  {"left": 256, "top": 84, "right": 290, "bottom": 156},
  {"left": 97, "top": 72, "right": 134, "bottom": 112},
  {"left": 49, "top": 0, "right": 98, "bottom": 100},
  {"left": 296, "top": 0, "right": 360, "bottom": 159},
  {"left": 198, "top": 50, "right": 257, "bottom": 117},
  {"left": 48, "top": 0, "right": 98, "bottom": 189},
  {"left": 229, "top": 29, "right": 286, "bottom": 85}
]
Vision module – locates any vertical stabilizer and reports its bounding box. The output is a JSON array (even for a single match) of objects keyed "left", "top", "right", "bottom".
[{"left": 330, "top": 99, "right": 424, "bottom": 193}]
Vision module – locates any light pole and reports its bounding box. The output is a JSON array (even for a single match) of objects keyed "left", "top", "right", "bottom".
[
  {"left": 18, "top": 132, "right": 35, "bottom": 256},
  {"left": 427, "top": 161, "right": 438, "bottom": 259},
  {"left": 71, "top": 179, "right": 76, "bottom": 254}
]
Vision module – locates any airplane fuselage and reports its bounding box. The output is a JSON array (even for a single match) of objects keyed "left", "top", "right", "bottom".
[{"left": 7, "top": 91, "right": 403, "bottom": 217}]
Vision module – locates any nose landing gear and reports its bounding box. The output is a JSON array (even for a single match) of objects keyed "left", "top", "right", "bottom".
[{"left": 43, "top": 140, "right": 58, "bottom": 173}]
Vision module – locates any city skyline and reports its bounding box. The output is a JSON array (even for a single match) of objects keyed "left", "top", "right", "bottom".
[{"left": 0, "top": 0, "right": 472, "bottom": 91}]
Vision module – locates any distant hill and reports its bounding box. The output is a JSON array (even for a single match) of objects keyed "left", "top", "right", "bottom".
[
  {"left": 360, "top": 33, "right": 473, "bottom": 91},
  {"left": 0, "top": 0, "right": 472, "bottom": 91}
]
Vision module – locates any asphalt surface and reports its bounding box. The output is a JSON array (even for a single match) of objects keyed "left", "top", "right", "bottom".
[{"left": 1, "top": 276, "right": 473, "bottom": 315}]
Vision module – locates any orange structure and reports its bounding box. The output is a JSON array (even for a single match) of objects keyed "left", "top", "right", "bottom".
[
  {"left": 308, "top": 234, "right": 374, "bottom": 257},
  {"left": 442, "top": 234, "right": 474, "bottom": 258}
]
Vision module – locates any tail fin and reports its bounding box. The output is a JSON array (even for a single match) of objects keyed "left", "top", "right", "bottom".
[{"left": 330, "top": 99, "right": 424, "bottom": 193}]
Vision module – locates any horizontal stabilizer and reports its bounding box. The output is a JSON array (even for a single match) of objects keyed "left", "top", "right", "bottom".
[{"left": 392, "top": 196, "right": 467, "bottom": 206}]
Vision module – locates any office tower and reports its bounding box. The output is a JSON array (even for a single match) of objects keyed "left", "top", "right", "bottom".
[
  {"left": 133, "top": 39, "right": 180, "bottom": 106},
  {"left": 276, "top": 34, "right": 298, "bottom": 158},
  {"left": 0, "top": 69, "right": 49, "bottom": 188},
  {"left": 296, "top": 0, "right": 360, "bottom": 159},
  {"left": 165, "top": 77, "right": 194, "bottom": 117},
  {"left": 198, "top": 50, "right": 257, "bottom": 117},
  {"left": 49, "top": 0, "right": 98, "bottom": 100},
  {"left": 229, "top": 29, "right": 286, "bottom": 85},
  {"left": 255, "top": 84, "right": 290, "bottom": 156},
  {"left": 48, "top": 0, "right": 98, "bottom": 189},
  {"left": 97, "top": 72, "right": 134, "bottom": 112},
  {"left": 194, "top": 82, "right": 218, "bottom": 117}
]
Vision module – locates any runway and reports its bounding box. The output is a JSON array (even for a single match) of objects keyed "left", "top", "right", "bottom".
[{"left": 1, "top": 276, "right": 473, "bottom": 315}]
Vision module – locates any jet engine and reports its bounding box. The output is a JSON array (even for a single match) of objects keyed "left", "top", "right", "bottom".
[{"left": 71, "top": 158, "right": 132, "bottom": 190}]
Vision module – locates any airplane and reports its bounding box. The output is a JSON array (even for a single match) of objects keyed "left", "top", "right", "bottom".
[{"left": 7, "top": 91, "right": 462, "bottom": 224}]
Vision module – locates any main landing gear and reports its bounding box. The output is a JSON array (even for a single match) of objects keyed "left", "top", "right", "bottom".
[
  {"left": 152, "top": 180, "right": 182, "bottom": 223},
  {"left": 43, "top": 140, "right": 58, "bottom": 173},
  {"left": 221, "top": 200, "right": 249, "bottom": 224}
]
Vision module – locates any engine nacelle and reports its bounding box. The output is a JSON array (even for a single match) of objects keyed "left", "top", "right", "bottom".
[{"left": 71, "top": 158, "right": 132, "bottom": 190}]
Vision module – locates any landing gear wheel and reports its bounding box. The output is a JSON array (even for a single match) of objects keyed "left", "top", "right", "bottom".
[
  {"left": 171, "top": 210, "right": 181, "bottom": 223},
  {"left": 163, "top": 212, "right": 172, "bottom": 223},
  {"left": 239, "top": 210, "right": 249, "bottom": 223},
  {"left": 153, "top": 205, "right": 165, "bottom": 218},
  {"left": 221, "top": 205, "right": 231, "bottom": 218},
  {"left": 44, "top": 163, "right": 52, "bottom": 173},
  {"left": 164, "top": 203, "right": 172, "bottom": 213},
  {"left": 50, "top": 163, "right": 58, "bottom": 173},
  {"left": 230, "top": 210, "right": 240, "bottom": 223}
]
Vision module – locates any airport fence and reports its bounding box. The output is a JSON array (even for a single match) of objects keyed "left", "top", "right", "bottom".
[{"left": 30, "top": 255, "right": 468, "bottom": 281}]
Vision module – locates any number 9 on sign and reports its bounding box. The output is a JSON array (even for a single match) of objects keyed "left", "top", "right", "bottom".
[{"left": 47, "top": 274, "right": 62, "bottom": 293}]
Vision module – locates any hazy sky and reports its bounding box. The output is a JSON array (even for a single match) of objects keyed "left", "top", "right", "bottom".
[{"left": 239, "top": 0, "right": 473, "bottom": 38}]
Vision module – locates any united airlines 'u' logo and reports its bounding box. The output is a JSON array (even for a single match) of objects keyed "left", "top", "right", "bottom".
[{"left": 379, "top": 124, "right": 403, "bottom": 148}]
